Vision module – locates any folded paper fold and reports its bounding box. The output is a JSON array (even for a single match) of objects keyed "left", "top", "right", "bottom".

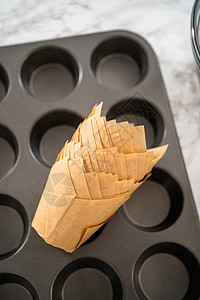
[{"left": 32, "top": 102, "right": 168, "bottom": 253}]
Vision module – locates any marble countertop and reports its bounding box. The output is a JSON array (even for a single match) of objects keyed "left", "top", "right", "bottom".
[{"left": 0, "top": 0, "right": 199, "bottom": 216}]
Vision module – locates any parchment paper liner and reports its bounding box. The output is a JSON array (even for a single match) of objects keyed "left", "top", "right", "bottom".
[{"left": 32, "top": 102, "right": 168, "bottom": 253}]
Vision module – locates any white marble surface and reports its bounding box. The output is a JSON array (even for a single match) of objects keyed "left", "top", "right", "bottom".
[{"left": 0, "top": 0, "right": 199, "bottom": 216}]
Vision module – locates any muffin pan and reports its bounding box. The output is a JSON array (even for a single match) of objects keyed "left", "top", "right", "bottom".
[{"left": 0, "top": 30, "right": 199, "bottom": 300}]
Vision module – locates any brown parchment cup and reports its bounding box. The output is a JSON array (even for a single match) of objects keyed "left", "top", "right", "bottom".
[{"left": 32, "top": 102, "right": 167, "bottom": 253}]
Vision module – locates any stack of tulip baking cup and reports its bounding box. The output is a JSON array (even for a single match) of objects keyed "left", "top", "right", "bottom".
[{"left": 32, "top": 102, "right": 168, "bottom": 253}]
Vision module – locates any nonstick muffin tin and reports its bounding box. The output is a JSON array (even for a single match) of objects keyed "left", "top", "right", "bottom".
[{"left": 0, "top": 30, "right": 200, "bottom": 300}]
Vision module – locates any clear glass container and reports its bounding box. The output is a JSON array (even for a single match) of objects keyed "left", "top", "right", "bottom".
[{"left": 191, "top": 0, "right": 200, "bottom": 69}]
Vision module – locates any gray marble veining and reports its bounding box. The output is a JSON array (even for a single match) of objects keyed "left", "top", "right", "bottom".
[{"left": 0, "top": 0, "right": 199, "bottom": 216}]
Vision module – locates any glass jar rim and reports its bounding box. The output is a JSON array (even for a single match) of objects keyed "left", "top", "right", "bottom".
[{"left": 191, "top": 0, "right": 200, "bottom": 69}]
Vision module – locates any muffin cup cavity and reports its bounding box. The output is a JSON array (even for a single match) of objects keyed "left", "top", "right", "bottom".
[
  {"left": 81, "top": 224, "right": 106, "bottom": 247},
  {"left": 52, "top": 258, "right": 123, "bottom": 300},
  {"left": 133, "top": 243, "right": 200, "bottom": 300},
  {"left": 91, "top": 37, "right": 148, "bottom": 90},
  {"left": 106, "top": 98, "right": 164, "bottom": 148},
  {"left": 0, "top": 273, "right": 39, "bottom": 300},
  {"left": 0, "top": 195, "right": 29, "bottom": 260},
  {"left": 120, "top": 168, "right": 183, "bottom": 232},
  {"left": 0, "top": 125, "right": 18, "bottom": 180},
  {"left": 30, "top": 111, "right": 83, "bottom": 167},
  {"left": 0, "top": 65, "right": 9, "bottom": 103},
  {"left": 20, "top": 47, "right": 80, "bottom": 102}
]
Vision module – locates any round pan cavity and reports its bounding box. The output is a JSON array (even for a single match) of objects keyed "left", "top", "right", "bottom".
[
  {"left": 21, "top": 47, "right": 80, "bottom": 102},
  {"left": 52, "top": 258, "right": 123, "bottom": 300},
  {"left": 120, "top": 168, "right": 183, "bottom": 232},
  {"left": 0, "top": 195, "right": 29, "bottom": 260},
  {"left": 0, "top": 65, "right": 9, "bottom": 103},
  {"left": 0, "top": 125, "right": 18, "bottom": 180},
  {"left": 106, "top": 98, "right": 164, "bottom": 148},
  {"left": 30, "top": 111, "right": 83, "bottom": 167},
  {"left": 91, "top": 37, "right": 148, "bottom": 90},
  {"left": 82, "top": 224, "right": 106, "bottom": 247},
  {"left": 0, "top": 273, "right": 39, "bottom": 300},
  {"left": 133, "top": 243, "right": 200, "bottom": 300}
]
